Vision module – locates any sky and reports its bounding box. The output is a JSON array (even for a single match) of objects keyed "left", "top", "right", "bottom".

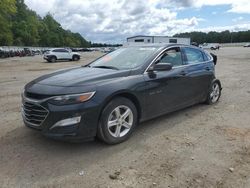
[{"left": 24, "top": 0, "right": 250, "bottom": 43}]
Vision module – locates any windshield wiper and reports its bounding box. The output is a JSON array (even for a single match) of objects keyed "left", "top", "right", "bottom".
[{"left": 91, "top": 65, "right": 119, "bottom": 70}]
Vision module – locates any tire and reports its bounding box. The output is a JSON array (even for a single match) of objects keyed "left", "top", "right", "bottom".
[
  {"left": 206, "top": 81, "right": 221, "bottom": 104},
  {"left": 50, "top": 56, "right": 56, "bottom": 63},
  {"left": 72, "top": 55, "right": 79, "bottom": 61},
  {"left": 97, "top": 97, "right": 138, "bottom": 144}
]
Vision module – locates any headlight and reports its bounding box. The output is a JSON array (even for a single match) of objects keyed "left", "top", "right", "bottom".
[{"left": 48, "top": 92, "right": 96, "bottom": 105}]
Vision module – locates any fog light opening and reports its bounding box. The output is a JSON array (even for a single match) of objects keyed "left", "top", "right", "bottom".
[{"left": 50, "top": 116, "right": 81, "bottom": 130}]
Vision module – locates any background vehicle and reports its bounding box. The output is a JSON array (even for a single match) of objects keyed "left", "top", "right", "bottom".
[
  {"left": 43, "top": 48, "right": 80, "bottom": 62},
  {"left": 100, "top": 47, "right": 116, "bottom": 53},
  {"left": 22, "top": 44, "right": 222, "bottom": 144},
  {"left": 244, "top": 43, "right": 250, "bottom": 47},
  {"left": 199, "top": 43, "right": 220, "bottom": 50},
  {"left": 24, "top": 48, "right": 35, "bottom": 56},
  {"left": 0, "top": 47, "right": 42, "bottom": 58},
  {"left": 191, "top": 42, "right": 199, "bottom": 47}
]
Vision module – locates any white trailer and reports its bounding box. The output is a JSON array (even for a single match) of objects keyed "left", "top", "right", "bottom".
[{"left": 126, "top": 35, "right": 191, "bottom": 45}]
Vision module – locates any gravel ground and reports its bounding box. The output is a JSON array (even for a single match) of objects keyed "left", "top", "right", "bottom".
[{"left": 0, "top": 47, "right": 250, "bottom": 188}]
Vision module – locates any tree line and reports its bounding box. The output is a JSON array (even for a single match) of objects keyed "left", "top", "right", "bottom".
[
  {"left": 0, "top": 0, "right": 90, "bottom": 47},
  {"left": 174, "top": 30, "right": 250, "bottom": 44}
]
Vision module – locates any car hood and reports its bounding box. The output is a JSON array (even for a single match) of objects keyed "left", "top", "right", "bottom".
[{"left": 29, "top": 67, "right": 131, "bottom": 87}]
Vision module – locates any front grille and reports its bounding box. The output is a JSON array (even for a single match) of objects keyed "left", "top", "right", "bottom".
[{"left": 22, "top": 101, "right": 48, "bottom": 126}]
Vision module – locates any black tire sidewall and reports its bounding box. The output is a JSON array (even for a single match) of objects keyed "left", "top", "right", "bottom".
[
  {"left": 73, "top": 55, "right": 79, "bottom": 61},
  {"left": 98, "top": 97, "right": 138, "bottom": 144},
  {"left": 50, "top": 57, "right": 56, "bottom": 63}
]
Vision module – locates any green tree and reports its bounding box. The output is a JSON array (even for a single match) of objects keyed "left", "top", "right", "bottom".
[
  {"left": 0, "top": 0, "right": 16, "bottom": 45},
  {"left": 2, "top": 0, "right": 90, "bottom": 47},
  {"left": 12, "top": 0, "right": 42, "bottom": 46}
]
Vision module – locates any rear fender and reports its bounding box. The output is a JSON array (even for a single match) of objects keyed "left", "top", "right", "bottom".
[{"left": 210, "top": 53, "right": 217, "bottom": 65}]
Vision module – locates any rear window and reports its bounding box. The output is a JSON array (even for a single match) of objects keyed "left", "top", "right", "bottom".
[
  {"left": 183, "top": 47, "right": 204, "bottom": 64},
  {"left": 203, "top": 51, "right": 212, "bottom": 61}
]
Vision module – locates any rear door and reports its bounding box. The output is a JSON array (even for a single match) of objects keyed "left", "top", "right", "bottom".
[
  {"left": 59, "top": 49, "right": 71, "bottom": 59},
  {"left": 181, "top": 47, "right": 214, "bottom": 103}
]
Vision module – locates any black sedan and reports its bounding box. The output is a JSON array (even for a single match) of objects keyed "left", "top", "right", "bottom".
[{"left": 22, "top": 44, "right": 222, "bottom": 144}]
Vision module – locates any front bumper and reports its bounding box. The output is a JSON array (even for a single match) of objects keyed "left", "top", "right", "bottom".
[{"left": 21, "top": 95, "right": 101, "bottom": 141}]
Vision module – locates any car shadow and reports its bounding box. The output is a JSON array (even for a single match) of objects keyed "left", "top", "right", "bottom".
[{"left": 0, "top": 103, "right": 212, "bottom": 183}]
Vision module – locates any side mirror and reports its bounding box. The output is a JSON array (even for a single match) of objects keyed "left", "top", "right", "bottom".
[{"left": 150, "top": 63, "right": 172, "bottom": 72}]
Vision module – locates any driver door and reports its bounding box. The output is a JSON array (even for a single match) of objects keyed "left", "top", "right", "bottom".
[{"left": 143, "top": 47, "right": 192, "bottom": 119}]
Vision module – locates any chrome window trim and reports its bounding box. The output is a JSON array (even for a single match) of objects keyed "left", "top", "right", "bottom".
[{"left": 144, "top": 45, "right": 213, "bottom": 74}]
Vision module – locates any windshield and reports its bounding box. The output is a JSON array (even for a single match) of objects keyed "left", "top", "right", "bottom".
[{"left": 89, "top": 47, "right": 159, "bottom": 70}]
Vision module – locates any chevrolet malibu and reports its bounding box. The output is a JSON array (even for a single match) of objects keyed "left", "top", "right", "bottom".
[{"left": 21, "top": 44, "right": 222, "bottom": 144}]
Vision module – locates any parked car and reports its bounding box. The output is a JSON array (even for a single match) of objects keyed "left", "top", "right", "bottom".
[
  {"left": 100, "top": 47, "right": 116, "bottom": 53},
  {"left": 200, "top": 43, "right": 220, "bottom": 50},
  {"left": 243, "top": 43, "right": 250, "bottom": 47},
  {"left": 191, "top": 42, "right": 199, "bottom": 47},
  {"left": 0, "top": 49, "right": 4, "bottom": 58},
  {"left": 0, "top": 47, "right": 42, "bottom": 58},
  {"left": 22, "top": 44, "right": 222, "bottom": 144},
  {"left": 32, "top": 50, "right": 41, "bottom": 55},
  {"left": 24, "top": 48, "right": 35, "bottom": 56},
  {"left": 43, "top": 48, "right": 80, "bottom": 62}
]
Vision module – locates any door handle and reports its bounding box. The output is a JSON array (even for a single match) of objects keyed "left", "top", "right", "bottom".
[
  {"left": 205, "top": 67, "right": 210, "bottom": 71},
  {"left": 179, "top": 71, "right": 186, "bottom": 76}
]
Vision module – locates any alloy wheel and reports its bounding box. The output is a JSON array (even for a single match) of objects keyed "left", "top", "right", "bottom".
[
  {"left": 107, "top": 105, "right": 133, "bottom": 138},
  {"left": 210, "top": 82, "right": 220, "bottom": 103}
]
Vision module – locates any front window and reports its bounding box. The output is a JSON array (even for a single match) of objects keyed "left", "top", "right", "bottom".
[
  {"left": 89, "top": 47, "right": 159, "bottom": 70},
  {"left": 157, "top": 47, "right": 183, "bottom": 67},
  {"left": 60, "top": 49, "right": 69, "bottom": 53}
]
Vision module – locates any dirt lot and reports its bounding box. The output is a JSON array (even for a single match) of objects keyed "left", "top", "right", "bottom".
[{"left": 0, "top": 47, "right": 250, "bottom": 188}]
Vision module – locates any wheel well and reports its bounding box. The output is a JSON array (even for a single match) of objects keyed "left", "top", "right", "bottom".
[
  {"left": 213, "top": 79, "right": 222, "bottom": 90},
  {"left": 73, "top": 54, "right": 79, "bottom": 58},
  {"left": 49, "top": 55, "right": 57, "bottom": 60},
  {"left": 102, "top": 93, "right": 142, "bottom": 122}
]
